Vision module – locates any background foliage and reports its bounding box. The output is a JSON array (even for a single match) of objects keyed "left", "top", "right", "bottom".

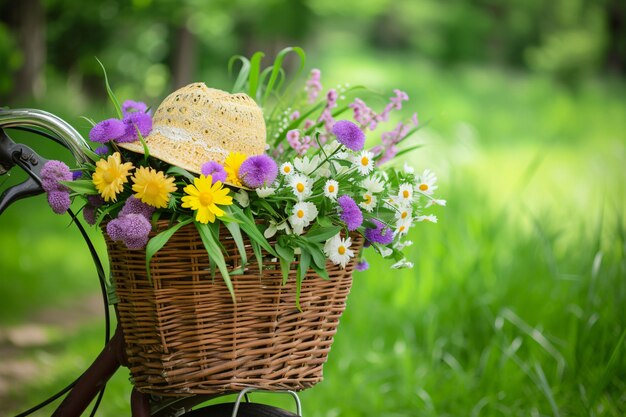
[{"left": 0, "top": 1, "right": 625, "bottom": 416}]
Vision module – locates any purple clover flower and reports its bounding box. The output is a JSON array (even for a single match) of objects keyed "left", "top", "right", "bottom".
[
  {"left": 201, "top": 161, "right": 227, "bottom": 184},
  {"left": 119, "top": 195, "right": 155, "bottom": 220},
  {"left": 332, "top": 120, "right": 365, "bottom": 151},
  {"left": 117, "top": 111, "right": 152, "bottom": 143},
  {"left": 95, "top": 145, "right": 109, "bottom": 156},
  {"left": 364, "top": 219, "right": 394, "bottom": 245},
  {"left": 356, "top": 259, "right": 369, "bottom": 271},
  {"left": 89, "top": 118, "right": 126, "bottom": 143},
  {"left": 337, "top": 195, "right": 363, "bottom": 231},
  {"left": 306, "top": 69, "right": 322, "bottom": 104},
  {"left": 47, "top": 190, "right": 71, "bottom": 214},
  {"left": 239, "top": 155, "right": 278, "bottom": 188},
  {"left": 41, "top": 160, "right": 72, "bottom": 193},
  {"left": 121, "top": 100, "right": 149, "bottom": 117},
  {"left": 106, "top": 213, "right": 152, "bottom": 249}
]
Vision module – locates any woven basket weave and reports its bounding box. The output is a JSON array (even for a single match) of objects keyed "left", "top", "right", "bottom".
[{"left": 104, "top": 220, "right": 363, "bottom": 396}]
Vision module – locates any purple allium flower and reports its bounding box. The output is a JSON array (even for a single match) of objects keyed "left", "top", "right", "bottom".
[
  {"left": 87, "top": 194, "right": 104, "bottom": 206},
  {"left": 201, "top": 161, "right": 227, "bottom": 184},
  {"left": 106, "top": 213, "right": 152, "bottom": 249},
  {"left": 83, "top": 205, "right": 97, "bottom": 225},
  {"left": 119, "top": 195, "right": 155, "bottom": 220},
  {"left": 83, "top": 195, "right": 104, "bottom": 225},
  {"left": 121, "top": 100, "right": 149, "bottom": 117},
  {"left": 332, "top": 120, "right": 365, "bottom": 151},
  {"left": 95, "top": 145, "right": 110, "bottom": 156},
  {"left": 48, "top": 190, "right": 71, "bottom": 214},
  {"left": 337, "top": 195, "right": 363, "bottom": 231},
  {"left": 41, "top": 160, "right": 72, "bottom": 192},
  {"left": 364, "top": 219, "right": 394, "bottom": 245},
  {"left": 356, "top": 259, "right": 369, "bottom": 271},
  {"left": 117, "top": 112, "right": 152, "bottom": 143},
  {"left": 238, "top": 154, "right": 278, "bottom": 188},
  {"left": 89, "top": 118, "right": 126, "bottom": 143}
]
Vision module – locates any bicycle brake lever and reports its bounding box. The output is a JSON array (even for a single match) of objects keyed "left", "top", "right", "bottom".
[{"left": 0, "top": 129, "right": 50, "bottom": 215}]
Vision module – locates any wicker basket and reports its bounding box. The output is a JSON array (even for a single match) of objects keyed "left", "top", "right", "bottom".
[{"left": 104, "top": 220, "right": 363, "bottom": 396}]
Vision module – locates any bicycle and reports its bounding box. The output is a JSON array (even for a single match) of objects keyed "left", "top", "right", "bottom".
[{"left": 0, "top": 108, "right": 302, "bottom": 417}]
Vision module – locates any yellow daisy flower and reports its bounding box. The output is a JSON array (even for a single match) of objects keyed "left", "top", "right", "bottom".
[
  {"left": 92, "top": 152, "right": 133, "bottom": 202},
  {"left": 181, "top": 175, "right": 233, "bottom": 224},
  {"left": 131, "top": 166, "right": 177, "bottom": 208},
  {"left": 224, "top": 152, "right": 247, "bottom": 187}
]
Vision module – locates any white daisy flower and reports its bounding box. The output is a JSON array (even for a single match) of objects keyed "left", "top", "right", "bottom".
[
  {"left": 415, "top": 169, "right": 438, "bottom": 195},
  {"left": 289, "top": 173, "right": 313, "bottom": 201},
  {"left": 403, "top": 162, "right": 415, "bottom": 174},
  {"left": 353, "top": 150, "right": 374, "bottom": 175},
  {"left": 361, "top": 175, "right": 385, "bottom": 194},
  {"left": 359, "top": 192, "right": 377, "bottom": 212},
  {"left": 391, "top": 259, "right": 414, "bottom": 269},
  {"left": 425, "top": 198, "right": 447, "bottom": 208},
  {"left": 397, "top": 183, "right": 414, "bottom": 203},
  {"left": 255, "top": 186, "right": 276, "bottom": 198},
  {"left": 395, "top": 217, "right": 412, "bottom": 236},
  {"left": 289, "top": 201, "right": 318, "bottom": 235},
  {"left": 416, "top": 214, "right": 438, "bottom": 223},
  {"left": 264, "top": 219, "right": 291, "bottom": 239},
  {"left": 280, "top": 162, "right": 295, "bottom": 176},
  {"left": 394, "top": 207, "right": 413, "bottom": 222},
  {"left": 234, "top": 189, "right": 249, "bottom": 207},
  {"left": 294, "top": 155, "right": 319, "bottom": 175},
  {"left": 324, "top": 179, "right": 339, "bottom": 200},
  {"left": 323, "top": 233, "right": 354, "bottom": 268}
]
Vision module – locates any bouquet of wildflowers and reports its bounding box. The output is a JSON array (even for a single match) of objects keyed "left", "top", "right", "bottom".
[{"left": 40, "top": 48, "right": 444, "bottom": 301}]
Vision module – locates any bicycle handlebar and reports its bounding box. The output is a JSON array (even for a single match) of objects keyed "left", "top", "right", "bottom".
[
  {"left": 0, "top": 108, "right": 92, "bottom": 214},
  {"left": 0, "top": 108, "right": 92, "bottom": 163}
]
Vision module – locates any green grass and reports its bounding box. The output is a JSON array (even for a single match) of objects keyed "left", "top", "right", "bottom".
[{"left": 2, "top": 48, "right": 625, "bottom": 416}]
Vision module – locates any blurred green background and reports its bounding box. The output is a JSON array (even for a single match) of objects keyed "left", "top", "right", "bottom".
[{"left": 1, "top": 0, "right": 625, "bottom": 416}]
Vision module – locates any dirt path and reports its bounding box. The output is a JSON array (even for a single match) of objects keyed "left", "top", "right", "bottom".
[{"left": 0, "top": 293, "right": 104, "bottom": 413}]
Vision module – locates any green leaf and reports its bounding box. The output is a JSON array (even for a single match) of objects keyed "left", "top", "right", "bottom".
[
  {"left": 196, "top": 222, "right": 235, "bottom": 303},
  {"left": 297, "top": 239, "right": 327, "bottom": 271},
  {"left": 145, "top": 218, "right": 192, "bottom": 283},
  {"left": 230, "top": 205, "right": 278, "bottom": 257},
  {"left": 224, "top": 220, "right": 248, "bottom": 267},
  {"left": 250, "top": 239, "right": 263, "bottom": 277},
  {"left": 296, "top": 250, "right": 311, "bottom": 312},
  {"left": 165, "top": 166, "right": 196, "bottom": 181},
  {"left": 228, "top": 55, "right": 251, "bottom": 93},
  {"left": 391, "top": 144, "right": 424, "bottom": 160},
  {"left": 311, "top": 262, "right": 330, "bottom": 280},
  {"left": 248, "top": 51, "right": 265, "bottom": 101},
  {"left": 95, "top": 57, "right": 122, "bottom": 119},
  {"left": 261, "top": 46, "right": 306, "bottom": 105},
  {"left": 137, "top": 131, "right": 151, "bottom": 161},
  {"left": 79, "top": 116, "right": 97, "bottom": 127},
  {"left": 305, "top": 224, "right": 341, "bottom": 243},
  {"left": 276, "top": 242, "right": 295, "bottom": 285},
  {"left": 61, "top": 179, "right": 97, "bottom": 195}
]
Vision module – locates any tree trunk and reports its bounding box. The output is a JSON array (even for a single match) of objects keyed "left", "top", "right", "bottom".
[
  {"left": 172, "top": 22, "right": 197, "bottom": 89},
  {"left": 1, "top": 0, "right": 46, "bottom": 100}
]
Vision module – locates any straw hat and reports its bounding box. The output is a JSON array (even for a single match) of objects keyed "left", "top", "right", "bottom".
[{"left": 119, "top": 82, "right": 266, "bottom": 176}]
